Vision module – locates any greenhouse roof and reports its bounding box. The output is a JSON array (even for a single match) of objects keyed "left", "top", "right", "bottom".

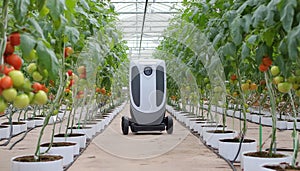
[{"left": 110, "top": 0, "right": 183, "bottom": 58}]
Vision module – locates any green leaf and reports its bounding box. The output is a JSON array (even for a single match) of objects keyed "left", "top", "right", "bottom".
[
  {"left": 65, "top": 26, "right": 79, "bottom": 44},
  {"left": 287, "top": 24, "right": 300, "bottom": 60},
  {"left": 247, "top": 35, "right": 258, "bottom": 45},
  {"left": 278, "top": 0, "right": 297, "bottom": 32},
  {"left": 262, "top": 27, "right": 275, "bottom": 47},
  {"left": 36, "top": 0, "right": 47, "bottom": 11},
  {"left": 255, "top": 43, "right": 272, "bottom": 64},
  {"left": 47, "top": 0, "right": 66, "bottom": 24},
  {"left": 20, "top": 33, "right": 36, "bottom": 58},
  {"left": 29, "top": 18, "right": 45, "bottom": 39},
  {"left": 36, "top": 41, "right": 59, "bottom": 80},
  {"left": 242, "top": 14, "right": 252, "bottom": 33},
  {"left": 241, "top": 42, "right": 250, "bottom": 59},
  {"left": 79, "top": 0, "right": 90, "bottom": 11},
  {"left": 252, "top": 5, "right": 267, "bottom": 28},
  {"left": 13, "top": 0, "right": 30, "bottom": 24},
  {"left": 222, "top": 42, "right": 236, "bottom": 57},
  {"left": 230, "top": 17, "right": 243, "bottom": 46},
  {"left": 66, "top": 0, "right": 77, "bottom": 12}
]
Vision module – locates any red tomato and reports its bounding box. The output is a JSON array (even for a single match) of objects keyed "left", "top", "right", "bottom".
[
  {"left": 5, "top": 54, "right": 22, "bottom": 70},
  {"left": 262, "top": 56, "right": 272, "bottom": 67},
  {"left": 230, "top": 74, "right": 237, "bottom": 81},
  {"left": 9, "top": 32, "right": 21, "bottom": 46},
  {"left": 64, "top": 47, "right": 74, "bottom": 58},
  {"left": 0, "top": 76, "right": 13, "bottom": 89},
  {"left": 67, "top": 69, "right": 73, "bottom": 76},
  {"left": 259, "top": 63, "right": 269, "bottom": 72},
  {"left": 32, "top": 82, "right": 43, "bottom": 93},
  {"left": 4, "top": 41, "right": 14, "bottom": 56},
  {"left": 0, "top": 65, "right": 15, "bottom": 75}
]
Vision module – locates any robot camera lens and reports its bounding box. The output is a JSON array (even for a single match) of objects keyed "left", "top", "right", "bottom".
[{"left": 144, "top": 67, "right": 152, "bottom": 76}]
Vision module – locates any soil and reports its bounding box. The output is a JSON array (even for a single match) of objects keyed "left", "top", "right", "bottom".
[
  {"left": 206, "top": 130, "right": 235, "bottom": 134},
  {"left": 244, "top": 151, "right": 286, "bottom": 158},
  {"left": 76, "top": 122, "right": 98, "bottom": 125},
  {"left": 219, "top": 138, "right": 255, "bottom": 143},
  {"left": 201, "top": 124, "right": 225, "bottom": 128},
  {"left": 1, "top": 121, "right": 26, "bottom": 125},
  {"left": 27, "top": 117, "right": 43, "bottom": 120},
  {"left": 0, "top": 125, "right": 8, "bottom": 128},
  {"left": 250, "top": 112, "right": 265, "bottom": 115},
  {"left": 54, "top": 133, "right": 85, "bottom": 137},
  {"left": 40, "top": 142, "right": 76, "bottom": 147},
  {"left": 13, "top": 155, "right": 63, "bottom": 162},
  {"left": 68, "top": 126, "right": 92, "bottom": 129}
]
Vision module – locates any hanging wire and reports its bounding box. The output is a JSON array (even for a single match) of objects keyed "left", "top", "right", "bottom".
[{"left": 138, "top": 0, "right": 149, "bottom": 56}]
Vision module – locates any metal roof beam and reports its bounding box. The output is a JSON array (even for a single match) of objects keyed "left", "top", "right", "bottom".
[{"left": 118, "top": 11, "right": 179, "bottom": 14}]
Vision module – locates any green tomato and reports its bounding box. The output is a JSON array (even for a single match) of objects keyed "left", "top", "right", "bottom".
[
  {"left": 33, "top": 90, "right": 48, "bottom": 105},
  {"left": 295, "top": 89, "right": 300, "bottom": 97},
  {"left": 26, "top": 63, "right": 37, "bottom": 74},
  {"left": 40, "top": 6, "right": 50, "bottom": 17},
  {"left": 13, "top": 94, "right": 30, "bottom": 108},
  {"left": 278, "top": 82, "right": 292, "bottom": 93},
  {"left": 32, "top": 71, "right": 43, "bottom": 82},
  {"left": 24, "top": 49, "right": 37, "bottom": 61},
  {"left": 22, "top": 79, "right": 32, "bottom": 93},
  {"left": 204, "top": 77, "right": 209, "bottom": 84},
  {"left": 273, "top": 76, "right": 284, "bottom": 85},
  {"left": 2, "top": 88, "right": 17, "bottom": 102},
  {"left": 0, "top": 98, "right": 8, "bottom": 113},
  {"left": 9, "top": 70, "right": 25, "bottom": 88},
  {"left": 270, "top": 66, "right": 280, "bottom": 76},
  {"left": 27, "top": 92, "right": 35, "bottom": 104}
]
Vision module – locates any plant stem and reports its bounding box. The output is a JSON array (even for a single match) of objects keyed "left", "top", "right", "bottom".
[
  {"left": 264, "top": 72, "right": 276, "bottom": 157},
  {"left": 288, "top": 91, "right": 299, "bottom": 167},
  {"left": 0, "top": 0, "right": 9, "bottom": 62}
]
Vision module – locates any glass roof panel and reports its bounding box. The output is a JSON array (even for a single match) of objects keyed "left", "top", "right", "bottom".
[{"left": 110, "top": 0, "right": 183, "bottom": 58}]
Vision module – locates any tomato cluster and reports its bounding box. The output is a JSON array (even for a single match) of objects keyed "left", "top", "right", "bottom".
[{"left": 0, "top": 33, "right": 48, "bottom": 114}]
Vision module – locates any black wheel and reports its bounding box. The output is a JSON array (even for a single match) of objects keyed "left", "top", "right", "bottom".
[
  {"left": 121, "top": 116, "right": 129, "bottom": 135},
  {"left": 166, "top": 116, "right": 173, "bottom": 134}
]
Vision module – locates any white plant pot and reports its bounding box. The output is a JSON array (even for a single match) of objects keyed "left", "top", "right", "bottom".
[
  {"left": 241, "top": 151, "right": 292, "bottom": 171},
  {"left": 200, "top": 124, "right": 224, "bottom": 137},
  {"left": 276, "top": 120, "right": 287, "bottom": 130},
  {"left": 40, "top": 142, "right": 76, "bottom": 166},
  {"left": 48, "top": 116, "right": 57, "bottom": 125},
  {"left": 234, "top": 110, "right": 243, "bottom": 119},
  {"left": 2, "top": 122, "right": 27, "bottom": 135},
  {"left": 218, "top": 138, "right": 257, "bottom": 162},
  {"left": 226, "top": 110, "right": 234, "bottom": 117},
  {"left": 246, "top": 113, "right": 252, "bottom": 121},
  {"left": 203, "top": 130, "right": 236, "bottom": 149},
  {"left": 0, "top": 125, "right": 10, "bottom": 139},
  {"left": 68, "top": 127, "right": 94, "bottom": 139},
  {"left": 21, "top": 119, "right": 35, "bottom": 129},
  {"left": 33, "top": 118, "right": 45, "bottom": 127},
  {"left": 54, "top": 133, "right": 86, "bottom": 150},
  {"left": 11, "top": 155, "right": 63, "bottom": 171},
  {"left": 251, "top": 114, "right": 264, "bottom": 124},
  {"left": 261, "top": 116, "right": 273, "bottom": 126},
  {"left": 287, "top": 120, "right": 300, "bottom": 130}
]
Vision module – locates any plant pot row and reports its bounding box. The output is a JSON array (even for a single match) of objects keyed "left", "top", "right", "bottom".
[
  {"left": 0, "top": 113, "right": 66, "bottom": 140},
  {"left": 10, "top": 102, "right": 126, "bottom": 171},
  {"left": 167, "top": 105, "right": 294, "bottom": 171},
  {"left": 207, "top": 104, "right": 300, "bottom": 131}
]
